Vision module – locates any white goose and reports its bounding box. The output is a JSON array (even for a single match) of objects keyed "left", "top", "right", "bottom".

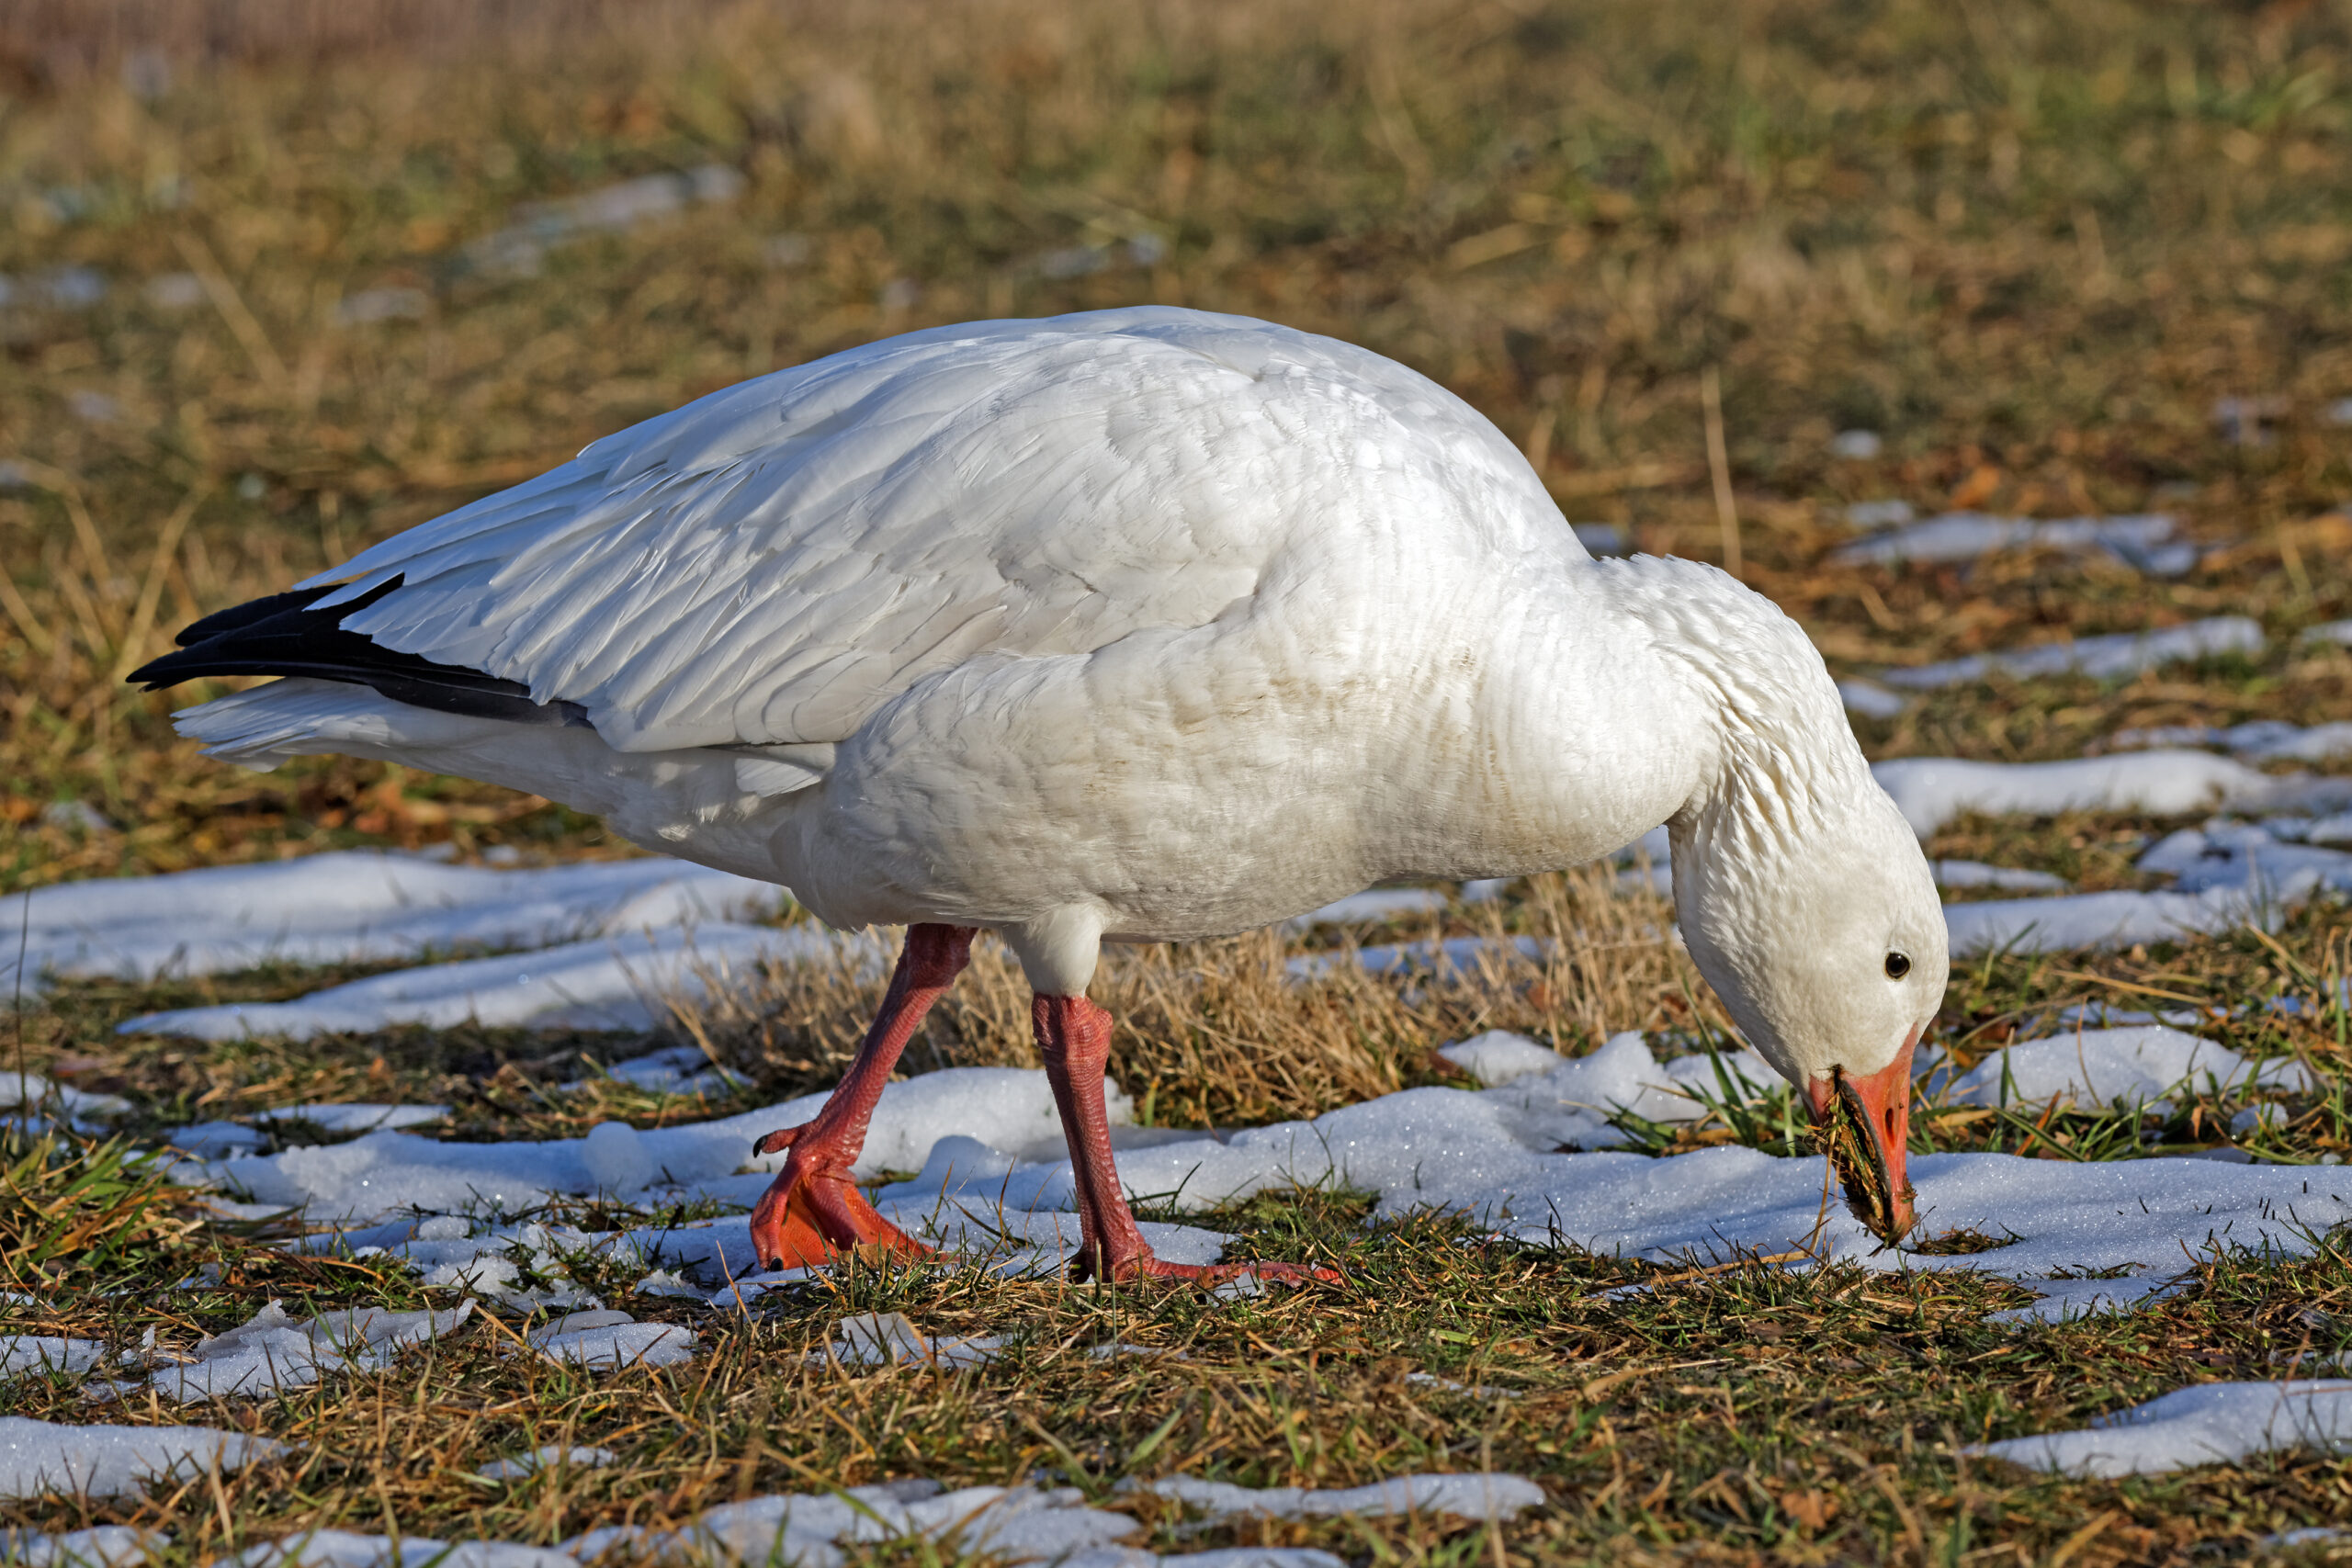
[{"left": 135, "top": 308, "right": 1949, "bottom": 1280}]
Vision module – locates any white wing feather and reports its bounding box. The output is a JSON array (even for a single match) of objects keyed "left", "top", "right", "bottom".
[{"left": 301, "top": 308, "right": 1565, "bottom": 752}]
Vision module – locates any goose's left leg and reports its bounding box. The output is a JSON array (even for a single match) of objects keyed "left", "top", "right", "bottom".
[{"left": 1033, "top": 992, "right": 1341, "bottom": 1285}]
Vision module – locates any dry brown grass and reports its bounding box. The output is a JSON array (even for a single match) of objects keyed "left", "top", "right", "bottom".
[
  {"left": 671, "top": 868, "right": 1699, "bottom": 1128},
  {"left": 6, "top": 0, "right": 2352, "bottom": 891},
  {"left": 7, "top": 3, "right": 2352, "bottom": 1562}
]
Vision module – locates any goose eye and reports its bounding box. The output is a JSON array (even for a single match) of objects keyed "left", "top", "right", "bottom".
[{"left": 1884, "top": 952, "right": 1912, "bottom": 980}]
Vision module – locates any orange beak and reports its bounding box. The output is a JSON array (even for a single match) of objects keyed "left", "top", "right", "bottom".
[{"left": 1804, "top": 1030, "right": 1918, "bottom": 1245}]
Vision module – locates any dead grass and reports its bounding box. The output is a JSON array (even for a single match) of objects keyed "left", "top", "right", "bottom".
[
  {"left": 6, "top": 1, "right": 2352, "bottom": 1562},
  {"left": 670, "top": 867, "right": 1699, "bottom": 1129},
  {"left": 5, "top": 0, "right": 2352, "bottom": 888}
]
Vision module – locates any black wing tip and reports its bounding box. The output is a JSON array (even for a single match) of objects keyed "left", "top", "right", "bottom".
[{"left": 129, "top": 575, "right": 588, "bottom": 728}]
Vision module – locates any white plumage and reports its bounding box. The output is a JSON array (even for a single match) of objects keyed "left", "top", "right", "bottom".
[{"left": 164, "top": 307, "right": 1950, "bottom": 1269}]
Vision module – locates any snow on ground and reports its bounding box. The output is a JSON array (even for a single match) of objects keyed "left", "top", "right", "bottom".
[
  {"left": 1139, "top": 1472, "right": 1547, "bottom": 1522},
  {"left": 1837, "top": 678, "right": 1908, "bottom": 720},
  {"left": 0, "top": 1526, "right": 159, "bottom": 1567},
  {"left": 559, "top": 1472, "right": 1540, "bottom": 1568},
  {"left": 2110, "top": 718, "right": 2352, "bottom": 765},
  {"left": 1283, "top": 888, "right": 1451, "bottom": 928},
  {"left": 526, "top": 1310, "right": 696, "bottom": 1371},
  {"left": 254, "top": 1104, "right": 447, "bottom": 1134},
  {"left": 818, "top": 1311, "right": 1003, "bottom": 1370},
  {"left": 1945, "top": 1024, "right": 2312, "bottom": 1111},
  {"left": 0, "top": 852, "right": 787, "bottom": 997},
  {"left": 0, "top": 1074, "right": 130, "bottom": 1135},
  {"left": 1930, "top": 860, "right": 2070, "bottom": 892},
  {"left": 0, "top": 1337, "right": 106, "bottom": 1378},
  {"left": 120, "top": 924, "right": 872, "bottom": 1041},
  {"left": 477, "top": 1446, "right": 616, "bottom": 1481},
  {"left": 1877, "top": 617, "right": 2262, "bottom": 690},
  {"left": 0, "top": 1416, "right": 285, "bottom": 1498},
  {"left": 51, "top": 743, "right": 2352, "bottom": 1046},
  {"left": 1829, "top": 511, "right": 2198, "bottom": 575},
  {"left": 165, "top": 1044, "right": 2339, "bottom": 1329},
  {"left": 1871, "top": 751, "right": 2286, "bottom": 838},
  {"left": 24, "top": 710, "right": 2352, "bottom": 1491},
  {"left": 1283, "top": 935, "right": 1548, "bottom": 982},
  {"left": 89, "top": 1300, "right": 475, "bottom": 1403},
  {"left": 233, "top": 1534, "right": 578, "bottom": 1568},
  {"left": 1973, "top": 1382, "right": 2352, "bottom": 1478}
]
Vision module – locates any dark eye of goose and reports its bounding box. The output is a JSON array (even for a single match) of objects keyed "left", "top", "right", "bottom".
[{"left": 1884, "top": 952, "right": 1911, "bottom": 980}]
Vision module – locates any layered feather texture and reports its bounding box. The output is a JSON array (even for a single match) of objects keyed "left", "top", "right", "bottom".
[{"left": 301, "top": 309, "right": 1566, "bottom": 752}]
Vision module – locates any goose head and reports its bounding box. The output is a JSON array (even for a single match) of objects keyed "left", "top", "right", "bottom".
[{"left": 1669, "top": 764, "right": 1948, "bottom": 1244}]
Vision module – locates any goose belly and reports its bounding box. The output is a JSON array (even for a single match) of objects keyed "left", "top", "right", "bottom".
[{"left": 770, "top": 625, "right": 1425, "bottom": 938}]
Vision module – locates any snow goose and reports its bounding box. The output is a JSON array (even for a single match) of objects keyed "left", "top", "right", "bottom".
[{"left": 133, "top": 307, "right": 1949, "bottom": 1276}]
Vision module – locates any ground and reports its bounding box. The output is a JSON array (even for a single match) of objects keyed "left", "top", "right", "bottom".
[{"left": 6, "top": 2, "right": 2352, "bottom": 1563}]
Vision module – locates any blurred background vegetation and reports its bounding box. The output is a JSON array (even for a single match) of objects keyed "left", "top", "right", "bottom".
[{"left": 3, "top": 0, "right": 2350, "bottom": 892}]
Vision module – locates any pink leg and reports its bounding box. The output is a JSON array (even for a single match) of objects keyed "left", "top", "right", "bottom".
[
  {"left": 1033, "top": 993, "right": 1340, "bottom": 1286},
  {"left": 747, "top": 923, "right": 976, "bottom": 1271}
]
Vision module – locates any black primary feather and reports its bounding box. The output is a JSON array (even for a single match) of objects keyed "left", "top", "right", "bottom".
[{"left": 129, "top": 577, "right": 588, "bottom": 728}]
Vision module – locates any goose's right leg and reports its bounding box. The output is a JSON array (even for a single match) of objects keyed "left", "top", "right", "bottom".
[{"left": 746, "top": 922, "right": 976, "bottom": 1272}]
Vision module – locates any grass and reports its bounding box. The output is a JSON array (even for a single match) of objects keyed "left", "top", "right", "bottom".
[{"left": 6, "top": 0, "right": 2352, "bottom": 1562}]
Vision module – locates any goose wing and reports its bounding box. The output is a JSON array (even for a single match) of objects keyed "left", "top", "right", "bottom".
[{"left": 300, "top": 307, "right": 1557, "bottom": 752}]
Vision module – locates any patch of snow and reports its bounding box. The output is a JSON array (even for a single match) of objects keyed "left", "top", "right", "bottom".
[
  {"left": 1284, "top": 935, "right": 1547, "bottom": 982},
  {"left": 478, "top": 1445, "right": 616, "bottom": 1481},
  {"left": 212, "top": 1066, "right": 1095, "bottom": 1224},
  {"left": 1832, "top": 512, "right": 2197, "bottom": 576},
  {"left": 1838, "top": 679, "right": 1908, "bottom": 720},
  {"left": 1402, "top": 1371, "right": 1520, "bottom": 1399},
  {"left": 1458, "top": 877, "right": 1515, "bottom": 903},
  {"left": 2233, "top": 1104, "right": 2286, "bottom": 1136},
  {"left": 1880, "top": 617, "right": 2260, "bottom": 691},
  {"left": 1612, "top": 825, "right": 1670, "bottom": 867},
  {"left": 232, "top": 1532, "right": 579, "bottom": 1568},
  {"left": 3, "top": 850, "right": 788, "bottom": 998},
  {"left": 0, "top": 1337, "right": 105, "bottom": 1378},
  {"left": 557, "top": 1476, "right": 1501, "bottom": 1568},
  {"left": 820, "top": 1311, "right": 1003, "bottom": 1370},
  {"left": 93, "top": 1300, "right": 472, "bottom": 1403},
  {"left": 465, "top": 165, "right": 746, "bottom": 279},
  {"left": 254, "top": 1103, "right": 447, "bottom": 1135},
  {"left": 1933, "top": 860, "right": 2070, "bottom": 892},
  {"left": 2301, "top": 618, "right": 2352, "bottom": 648},
  {"left": 526, "top": 1310, "right": 695, "bottom": 1371},
  {"left": 1283, "top": 889, "right": 1449, "bottom": 929},
  {"left": 2140, "top": 822, "right": 2352, "bottom": 903},
  {"left": 0, "top": 1416, "right": 285, "bottom": 1499},
  {"left": 1943, "top": 886, "right": 2269, "bottom": 956},
  {"left": 164, "top": 1121, "right": 266, "bottom": 1157},
  {"left": 1827, "top": 429, "right": 1881, "bottom": 459},
  {"left": 1974, "top": 1381, "right": 2352, "bottom": 1477},
  {"left": 1570, "top": 523, "right": 1627, "bottom": 556},
  {"left": 632, "top": 1269, "right": 706, "bottom": 1300},
  {"left": 1871, "top": 751, "right": 2281, "bottom": 839},
  {"left": 1438, "top": 1031, "right": 1567, "bottom": 1087},
  {"left": 334, "top": 288, "right": 428, "bottom": 326},
  {"left": 1845, "top": 500, "right": 1915, "bottom": 528},
  {"left": 40, "top": 801, "right": 115, "bottom": 836},
  {"left": 564, "top": 1479, "right": 1131, "bottom": 1568},
  {"left": 0, "top": 1072, "right": 130, "bottom": 1121},
  {"left": 576, "top": 1044, "right": 741, "bottom": 1097},
  {"left": 122, "top": 922, "right": 856, "bottom": 1040},
  {"left": 1137, "top": 1472, "right": 1544, "bottom": 1522},
  {"left": 0, "top": 1527, "right": 162, "bottom": 1567},
  {"left": 2109, "top": 718, "right": 2352, "bottom": 764},
  {"left": 1946, "top": 1025, "right": 2311, "bottom": 1111}
]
